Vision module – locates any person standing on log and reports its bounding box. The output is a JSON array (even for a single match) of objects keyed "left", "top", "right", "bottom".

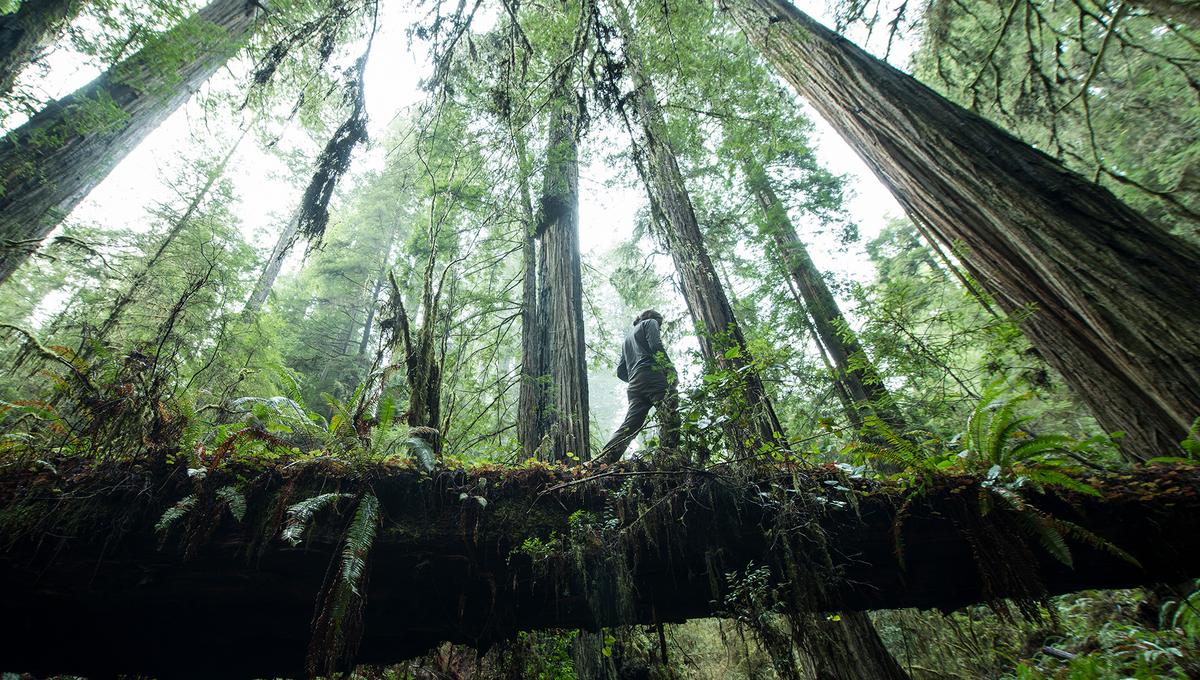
[{"left": 595, "top": 309, "right": 680, "bottom": 464}]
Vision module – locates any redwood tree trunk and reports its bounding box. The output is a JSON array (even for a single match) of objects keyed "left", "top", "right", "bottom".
[
  {"left": 515, "top": 130, "right": 547, "bottom": 458},
  {"left": 534, "top": 86, "right": 591, "bottom": 462},
  {"left": 613, "top": 4, "right": 907, "bottom": 677},
  {"left": 0, "top": 0, "right": 82, "bottom": 98},
  {"left": 795, "top": 612, "right": 911, "bottom": 680},
  {"left": 613, "top": 0, "right": 782, "bottom": 453},
  {"left": 722, "top": 0, "right": 1200, "bottom": 459},
  {"left": 745, "top": 159, "right": 905, "bottom": 431},
  {"left": 0, "top": 0, "right": 260, "bottom": 284}
]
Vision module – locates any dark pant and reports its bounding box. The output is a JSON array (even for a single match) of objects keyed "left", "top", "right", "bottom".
[{"left": 597, "top": 369, "right": 679, "bottom": 464}]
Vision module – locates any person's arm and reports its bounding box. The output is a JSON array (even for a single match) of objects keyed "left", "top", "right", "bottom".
[
  {"left": 644, "top": 319, "right": 670, "bottom": 364},
  {"left": 616, "top": 353, "right": 629, "bottom": 382}
]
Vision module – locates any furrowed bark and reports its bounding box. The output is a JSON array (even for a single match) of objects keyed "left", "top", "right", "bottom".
[
  {"left": 536, "top": 87, "right": 591, "bottom": 462},
  {"left": 0, "top": 0, "right": 260, "bottom": 284},
  {"left": 516, "top": 128, "right": 546, "bottom": 458},
  {"left": 720, "top": 0, "right": 1200, "bottom": 460}
]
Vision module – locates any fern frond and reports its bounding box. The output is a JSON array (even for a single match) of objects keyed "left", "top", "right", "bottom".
[
  {"left": 156, "top": 495, "right": 198, "bottom": 533},
  {"left": 1008, "top": 435, "right": 1074, "bottom": 463},
  {"left": 1045, "top": 516, "right": 1141, "bottom": 568},
  {"left": 341, "top": 493, "right": 379, "bottom": 596},
  {"left": 859, "top": 416, "right": 933, "bottom": 473},
  {"left": 1022, "top": 469, "right": 1101, "bottom": 497},
  {"left": 1011, "top": 506, "right": 1073, "bottom": 567},
  {"left": 281, "top": 492, "right": 353, "bottom": 546},
  {"left": 378, "top": 396, "right": 395, "bottom": 430},
  {"left": 215, "top": 486, "right": 247, "bottom": 522},
  {"left": 988, "top": 491, "right": 1075, "bottom": 566},
  {"left": 407, "top": 437, "right": 437, "bottom": 473}
]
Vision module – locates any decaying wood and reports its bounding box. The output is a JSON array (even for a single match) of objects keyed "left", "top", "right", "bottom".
[{"left": 0, "top": 460, "right": 1196, "bottom": 678}]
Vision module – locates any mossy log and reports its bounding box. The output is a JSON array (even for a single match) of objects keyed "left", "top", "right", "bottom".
[{"left": 0, "top": 459, "right": 1197, "bottom": 678}]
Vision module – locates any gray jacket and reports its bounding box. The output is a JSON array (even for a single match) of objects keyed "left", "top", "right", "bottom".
[{"left": 616, "top": 318, "right": 670, "bottom": 382}]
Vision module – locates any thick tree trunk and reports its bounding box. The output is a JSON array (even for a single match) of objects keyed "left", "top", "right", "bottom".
[
  {"left": 515, "top": 130, "right": 547, "bottom": 458},
  {"left": 2, "top": 462, "right": 1196, "bottom": 678},
  {"left": 613, "top": 0, "right": 783, "bottom": 453},
  {"left": 536, "top": 90, "right": 591, "bottom": 462},
  {"left": 0, "top": 0, "right": 260, "bottom": 284},
  {"left": 0, "top": 0, "right": 82, "bottom": 98},
  {"left": 745, "top": 159, "right": 904, "bottom": 431},
  {"left": 721, "top": 0, "right": 1200, "bottom": 460},
  {"left": 793, "top": 612, "right": 911, "bottom": 680},
  {"left": 243, "top": 209, "right": 301, "bottom": 316}
]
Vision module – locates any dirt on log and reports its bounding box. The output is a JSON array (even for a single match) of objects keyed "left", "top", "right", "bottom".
[{"left": 0, "top": 459, "right": 1197, "bottom": 678}]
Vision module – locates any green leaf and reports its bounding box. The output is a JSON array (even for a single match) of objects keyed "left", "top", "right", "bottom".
[
  {"left": 216, "top": 485, "right": 247, "bottom": 522},
  {"left": 407, "top": 437, "right": 437, "bottom": 473},
  {"left": 155, "top": 495, "right": 197, "bottom": 533},
  {"left": 281, "top": 492, "right": 353, "bottom": 547},
  {"left": 341, "top": 494, "right": 379, "bottom": 596},
  {"left": 379, "top": 396, "right": 395, "bottom": 430}
]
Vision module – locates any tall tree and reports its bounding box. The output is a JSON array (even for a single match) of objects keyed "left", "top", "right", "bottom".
[
  {"left": 0, "top": 0, "right": 83, "bottom": 98},
  {"left": 0, "top": 0, "right": 261, "bottom": 284},
  {"left": 501, "top": 6, "right": 592, "bottom": 463},
  {"left": 243, "top": 210, "right": 299, "bottom": 316},
  {"left": 514, "top": 128, "right": 546, "bottom": 458},
  {"left": 743, "top": 158, "right": 903, "bottom": 431},
  {"left": 534, "top": 83, "right": 591, "bottom": 461},
  {"left": 612, "top": 3, "right": 909, "bottom": 678},
  {"left": 612, "top": 0, "right": 782, "bottom": 454},
  {"left": 720, "top": 0, "right": 1200, "bottom": 459}
]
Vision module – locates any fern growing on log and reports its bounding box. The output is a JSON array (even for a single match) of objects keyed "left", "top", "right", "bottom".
[
  {"left": 340, "top": 493, "right": 378, "bottom": 595},
  {"left": 155, "top": 495, "right": 197, "bottom": 533},
  {"left": 307, "top": 491, "right": 380, "bottom": 677},
  {"left": 281, "top": 492, "right": 352, "bottom": 547}
]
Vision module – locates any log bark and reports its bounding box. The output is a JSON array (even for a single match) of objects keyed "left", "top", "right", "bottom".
[
  {"left": 720, "top": 0, "right": 1200, "bottom": 460},
  {"left": 0, "top": 0, "right": 82, "bottom": 98},
  {"left": 0, "top": 461, "right": 1196, "bottom": 678},
  {"left": 0, "top": 0, "right": 260, "bottom": 284}
]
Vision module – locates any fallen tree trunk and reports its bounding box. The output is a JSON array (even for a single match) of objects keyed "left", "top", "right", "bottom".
[{"left": 0, "top": 459, "right": 1196, "bottom": 678}]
